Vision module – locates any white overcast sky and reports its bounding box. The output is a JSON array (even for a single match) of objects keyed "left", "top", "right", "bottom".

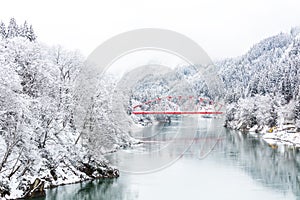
[{"left": 1, "top": 0, "right": 300, "bottom": 60}]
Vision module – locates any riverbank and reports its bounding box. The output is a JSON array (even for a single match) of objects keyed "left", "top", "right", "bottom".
[
  {"left": 225, "top": 94, "right": 300, "bottom": 149},
  {"left": 262, "top": 129, "right": 300, "bottom": 148},
  {"left": 0, "top": 153, "right": 120, "bottom": 199},
  {"left": 226, "top": 121, "right": 300, "bottom": 149},
  {"left": 0, "top": 129, "right": 138, "bottom": 200}
]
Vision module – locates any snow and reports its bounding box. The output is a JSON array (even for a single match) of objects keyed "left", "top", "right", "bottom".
[
  {"left": 0, "top": 18, "right": 300, "bottom": 199},
  {"left": 249, "top": 125, "right": 258, "bottom": 132},
  {"left": 214, "top": 27, "right": 300, "bottom": 152},
  {"left": 0, "top": 21, "right": 131, "bottom": 199}
]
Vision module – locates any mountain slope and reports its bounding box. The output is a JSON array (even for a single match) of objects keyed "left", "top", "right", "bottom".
[{"left": 219, "top": 27, "right": 300, "bottom": 133}]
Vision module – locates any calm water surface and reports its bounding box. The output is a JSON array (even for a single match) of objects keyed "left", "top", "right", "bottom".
[{"left": 39, "top": 117, "right": 300, "bottom": 200}]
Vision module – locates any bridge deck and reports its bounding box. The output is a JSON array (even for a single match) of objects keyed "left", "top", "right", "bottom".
[{"left": 132, "top": 111, "right": 223, "bottom": 115}]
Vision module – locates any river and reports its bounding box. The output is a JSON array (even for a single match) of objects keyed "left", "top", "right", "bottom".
[{"left": 38, "top": 116, "right": 300, "bottom": 200}]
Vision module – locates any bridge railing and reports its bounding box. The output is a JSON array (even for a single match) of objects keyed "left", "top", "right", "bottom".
[{"left": 131, "top": 96, "right": 223, "bottom": 115}]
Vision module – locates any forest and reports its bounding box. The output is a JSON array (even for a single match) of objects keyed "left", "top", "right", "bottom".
[
  {"left": 0, "top": 18, "right": 300, "bottom": 199},
  {"left": 0, "top": 18, "right": 133, "bottom": 199}
]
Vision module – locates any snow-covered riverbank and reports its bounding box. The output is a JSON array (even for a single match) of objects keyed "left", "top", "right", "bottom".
[
  {"left": 225, "top": 96, "right": 300, "bottom": 148},
  {"left": 261, "top": 124, "right": 300, "bottom": 148}
]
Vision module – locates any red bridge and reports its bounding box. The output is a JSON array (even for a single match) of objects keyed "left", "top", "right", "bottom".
[{"left": 131, "top": 96, "right": 224, "bottom": 115}]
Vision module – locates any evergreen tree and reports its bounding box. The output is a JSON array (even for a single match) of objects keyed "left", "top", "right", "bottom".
[
  {"left": 7, "top": 18, "right": 18, "bottom": 38},
  {"left": 294, "top": 96, "right": 300, "bottom": 131},
  {"left": 0, "top": 21, "right": 6, "bottom": 39},
  {"left": 16, "top": 22, "right": 23, "bottom": 37},
  {"left": 281, "top": 72, "right": 293, "bottom": 103},
  {"left": 249, "top": 79, "right": 258, "bottom": 97},
  {"left": 18, "top": 21, "right": 27, "bottom": 37},
  {"left": 269, "top": 101, "right": 278, "bottom": 127},
  {"left": 27, "top": 25, "right": 36, "bottom": 41},
  {"left": 1, "top": 18, "right": 37, "bottom": 41},
  {"left": 295, "top": 98, "right": 300, "bottom": 121}
]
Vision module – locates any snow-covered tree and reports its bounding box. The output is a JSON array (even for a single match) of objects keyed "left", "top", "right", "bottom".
[
  {"left": 217, "top": 27, "right": 300, "bottom": 131},
  {"left": 0, "top": 33, "right": 124, "bottom": 198},
  {"left": 27, "top": 25, "right": 36, "bottom": 41},
  {"left": 0, "top": 22, "right": 6, "bottom": 39},
  {"left": 18, "top": 21, "right": 28, "bottom": 38},
  {"left": 295, "top": 97, "right": 300, "bottom": 130},
  {"left": 0, "top": 18, "right": 36, "bottom": 41},
  {"left": 6, "top": 18, "right": 18, "bottom": 38}
]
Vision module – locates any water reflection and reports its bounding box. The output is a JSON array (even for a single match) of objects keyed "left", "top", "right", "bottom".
[
  {"left": 106, "top": 116, "right": 199, "bottom": 173},
  {"left": 214, "top": 130, "right": 300, "bottom": 198},
  {"left": 38, "top": 117, "right": 300, "bottom": 200},
  {"left": 37, "top": 178, "right": 139, "bottom": 200}
]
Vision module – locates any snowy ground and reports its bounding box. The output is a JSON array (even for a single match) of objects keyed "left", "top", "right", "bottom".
[{"left": 262, "top": 130, "right": 300, "bottom": 148}]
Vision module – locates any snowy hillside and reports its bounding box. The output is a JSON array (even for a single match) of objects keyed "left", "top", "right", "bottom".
[
  {"left": 219, "top": 27, "right": 300, "bottom": 139},
  {"left": 128, "top": 65, "right": 213, "bottom": 125},
  {"left": 128, "top": 27, "right": 300, "bottom": 145}
]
